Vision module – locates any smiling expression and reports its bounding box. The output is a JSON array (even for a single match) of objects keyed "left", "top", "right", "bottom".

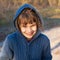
[{"left": 20, "top": 23, "right": 37, "bottom": 40}]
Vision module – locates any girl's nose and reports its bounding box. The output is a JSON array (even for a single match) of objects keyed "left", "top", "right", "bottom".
[{"left": 27, "top": 27, "right": 32, "bottom": 33}]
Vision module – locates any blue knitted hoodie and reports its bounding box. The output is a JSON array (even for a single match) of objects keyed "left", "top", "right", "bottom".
[{"left": 0, "top": 4, "right": 52, "bottom": 60}]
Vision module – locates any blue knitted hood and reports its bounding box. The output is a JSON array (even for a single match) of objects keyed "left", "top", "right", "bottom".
[{"left": 13, "top": 4, "right": 43, "bottom": 30}]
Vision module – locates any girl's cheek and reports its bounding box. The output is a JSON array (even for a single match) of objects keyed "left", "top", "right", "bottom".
[
  {"left": 21, "top": 28, "right": 26, "bottom": 32},
  {"left": 32, "top": 26, "right": 37, "bottom": 31}
]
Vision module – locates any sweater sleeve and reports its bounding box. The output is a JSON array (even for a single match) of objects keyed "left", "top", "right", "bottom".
[
  {"left": 42, "top": 37, "right": 52, "bottom": 60},
  {"left": 0, "top": 36, "right": 14, "bottom": 60}
]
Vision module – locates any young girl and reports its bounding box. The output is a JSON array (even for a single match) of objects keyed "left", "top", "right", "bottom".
[{"left": 0, "top": 4, "right": 52, "bottom": 60}]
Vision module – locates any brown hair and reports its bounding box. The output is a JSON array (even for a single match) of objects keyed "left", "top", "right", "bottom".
[{"left": 17, "top": 8, "right": 43, "bottom": 31}]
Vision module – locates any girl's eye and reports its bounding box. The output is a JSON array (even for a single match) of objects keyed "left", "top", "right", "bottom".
[
  {"left": 31, "top": 24, "right": 36, "bottom": 27},
  {"left": 23, "top": 25, "right": 26, "bottom": 27},
  {"left": 32, "top": 24, "right": 35, "bottom": 26}
]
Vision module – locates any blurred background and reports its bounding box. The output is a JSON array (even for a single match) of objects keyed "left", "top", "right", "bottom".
[{"left": 0, "top": 0, "right": 60, "bottom": 60}]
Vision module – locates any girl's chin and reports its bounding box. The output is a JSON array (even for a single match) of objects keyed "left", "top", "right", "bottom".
[{"left": 24, "top": 35, "right": 33, "bottom": 39}]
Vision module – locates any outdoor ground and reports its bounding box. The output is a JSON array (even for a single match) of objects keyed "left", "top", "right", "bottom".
[{"left": 43, "top": 27, "right": 60, "bottom": 60}]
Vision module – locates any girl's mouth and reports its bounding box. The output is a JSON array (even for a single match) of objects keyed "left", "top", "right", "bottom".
[{"left": 26, "top": 31, "right": 34, "bottom": 36}]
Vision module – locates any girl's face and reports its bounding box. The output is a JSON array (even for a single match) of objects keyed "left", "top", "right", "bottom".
[{"left": 20, "top": 22, "right": 37, "bottom": 40}]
